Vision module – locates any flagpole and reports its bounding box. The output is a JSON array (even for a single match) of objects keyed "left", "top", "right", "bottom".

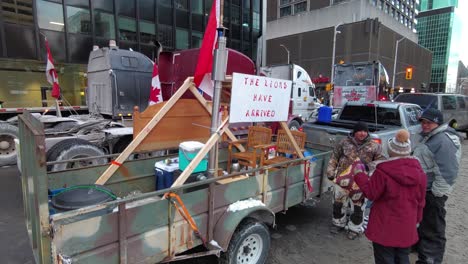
[
  {"left": 41, "top": 33, "right": 62, "bottom": 118},
  {"left": 207, "top": 0, "right": 226, "bottom": 178}
]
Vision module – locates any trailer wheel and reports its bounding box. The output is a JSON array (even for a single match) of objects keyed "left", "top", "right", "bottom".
[
  {"left": 47, "top": 138, "right": 107, "bottom": 171},
  {"left": 220, "top": 219, "right": 270, "bottom": 264},
  {"left": 288, "top": 120, "right": 301, "bottom": 131},
  {"left": 0, "top": 123, "right": 19, "bottom": 166}
]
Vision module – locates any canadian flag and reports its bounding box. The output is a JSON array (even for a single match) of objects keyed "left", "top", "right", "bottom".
[
  {"left": 193, "top": 0, "right": 220, "bottom": 98},
  {"left": 45, "top": 38, "right": 61, "bottom": 99},
  {"left": 148, "top": 60, "right": 163, "bottom": 105}
]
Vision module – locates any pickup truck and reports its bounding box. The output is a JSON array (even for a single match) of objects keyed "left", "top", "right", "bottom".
[{"left": 301, "top": 101, "right": 423, "bottom": 155}]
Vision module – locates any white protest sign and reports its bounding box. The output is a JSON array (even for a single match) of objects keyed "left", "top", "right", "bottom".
[{"left": 230, "top": 73, "right": 292, "bottom": 123}]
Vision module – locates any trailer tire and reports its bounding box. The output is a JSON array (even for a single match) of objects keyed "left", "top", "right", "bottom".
[
  {"left": 47, "top": 138, "right": 107, "bottom": 171},
  {"left": 220, "top": 218, "right": 270, "bottom": 264},
  {"left": 0, "top": 123, "right": 19, "bottom": 166},
  {"left": 288, "top": 120, "right": 301, "bottom": 131}
]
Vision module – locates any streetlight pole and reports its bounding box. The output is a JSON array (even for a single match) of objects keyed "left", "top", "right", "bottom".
[
  {"left": 279, "top": 44, "right": 290, "bottom": 64},
  {"left": 330, "top": 23, "right": 342, "bottom": 85},
  {"left": 392, "top": 37, "right": 405, "bottom": 90},
  {"left": 329, "top": 22, "right": 342, "bottom": 106}
]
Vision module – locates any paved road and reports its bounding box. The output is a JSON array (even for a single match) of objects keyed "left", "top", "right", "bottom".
[
  {"left": 0, "top": 166, "right": 34, "bottom": 264},
  {"left": 2, "top": 139, "right": 467, "bottom": 264}
]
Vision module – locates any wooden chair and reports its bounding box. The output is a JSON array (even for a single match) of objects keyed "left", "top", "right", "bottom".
[
  {"left": 228, "top": 126, "right": 273, "bottom": 173},
  {"left": 260, "top": 129, "right": 306, "bottom": 168}
]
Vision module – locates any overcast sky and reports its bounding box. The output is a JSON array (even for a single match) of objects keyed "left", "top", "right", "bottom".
[{"left": 457, "top": 1, "right": 468, "bottom": 66}]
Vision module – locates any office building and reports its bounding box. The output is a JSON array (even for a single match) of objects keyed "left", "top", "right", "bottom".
[
  {"left": 417, "top": 0, "right": 462, "bottom": 92},
  {"left": 266, "top": 0, "right": 432, "bottom": 95},
  {"left": 0, "top": 0, "right": 261, "bottom": 107}
]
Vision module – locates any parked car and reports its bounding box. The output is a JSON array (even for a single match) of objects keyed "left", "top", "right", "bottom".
[{"left": 394, "top": 93, "right": 468, "bottom": 136}]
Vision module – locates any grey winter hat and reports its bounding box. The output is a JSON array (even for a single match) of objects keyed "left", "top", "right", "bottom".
[
  {"left": 387, "top": 129, "right": 411, "bottom": 157},
  {"left": 419, "top": 108, "right": 443, "bottom": 125}
]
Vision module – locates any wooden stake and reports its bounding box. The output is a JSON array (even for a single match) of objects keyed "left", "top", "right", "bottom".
[{"left": 95, "top": 78, "right": 193, "bottom": 185}]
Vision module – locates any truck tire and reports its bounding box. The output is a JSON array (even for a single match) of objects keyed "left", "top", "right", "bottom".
[
  {"left": 220, "top": 218, "right": 270, "bottom": 264},
  {"left": 0, "top": 123, "right": 19, "bottom": 166},
  {"left": 46, "top": 138, "right": 107, "bottom": 172},
  {"left": 288, "top": 120, "right": 301, "bottom": 131}
]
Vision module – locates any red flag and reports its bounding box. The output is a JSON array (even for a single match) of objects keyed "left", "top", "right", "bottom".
[
  {"left": 45, "top": 38, "right": 61, "bottom": 99},
  {"left": 149, "top": 61, "right": 163, "bottom": 105},
  {"left": 193, "top": 0, "right": 220, "bottom": 98}
]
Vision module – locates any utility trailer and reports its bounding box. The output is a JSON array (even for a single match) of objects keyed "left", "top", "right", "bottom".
[{"left": 18, "top": 109, "right": 332, "bottom": 264}]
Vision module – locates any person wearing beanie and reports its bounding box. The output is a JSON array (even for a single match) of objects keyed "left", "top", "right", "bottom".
[
  {"left": 412, "top": 108, "right": 462, "bottom": 264},
  {"left": 353, "top": 129, "right": 427, "bottom": 264},
  {"left": 326, "top": 121, "right": 385, "bottom": 239}
]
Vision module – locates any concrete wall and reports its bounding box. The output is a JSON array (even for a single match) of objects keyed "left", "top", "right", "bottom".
[
  {"left": 266, "top": 0, "right": 417, "bottom": 43},
  {"left": 266, "top": 20, "right": 432, "bottom": 90}
]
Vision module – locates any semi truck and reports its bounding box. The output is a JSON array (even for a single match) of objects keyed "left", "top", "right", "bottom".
[
  {"left": 3, "top": 44, "right": 320, "bottom": 168},
  {"left": 1, "top": 44, "right": 256, "bottom": 168},
  {"left": 260, "top": 64, "right": 321, "bottom": 130},
  {"left": 332, "top": 61, "right": 390, "bottom": 107}
]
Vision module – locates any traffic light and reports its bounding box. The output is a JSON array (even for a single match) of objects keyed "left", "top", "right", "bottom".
[
  {"left": 325, "top": 83, "right": 332, "bottom": 91},
  {"left": 405, "top": 67, "right": 413, "bottom": 80}
]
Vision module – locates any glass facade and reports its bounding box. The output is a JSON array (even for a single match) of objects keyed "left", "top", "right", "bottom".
[
  {"left": 417, "top": 0, "right": 460, "bottom": 92},
  {"left": 369, "top": 0, "right": 418, "bottom": 31},
  {"left": 0, "top": 0, "right": 262, "bottom": 107}
]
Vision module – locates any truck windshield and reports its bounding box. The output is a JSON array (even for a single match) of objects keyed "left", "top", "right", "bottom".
[
  {"left": 334, "top": 65, "right": 374, "bottom": 86},
  {"left": 340, "top": 105, "right": 401, "bottom": 126},
  {"left": 394, "top": 94, "right": 438, "bottom": 110}
]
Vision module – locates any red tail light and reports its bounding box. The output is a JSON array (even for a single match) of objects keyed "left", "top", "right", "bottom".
[{"left": 372, "top": 138, "right": 382, "bottom": 144}]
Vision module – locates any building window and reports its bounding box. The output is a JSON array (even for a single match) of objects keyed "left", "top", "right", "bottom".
[
  {"left": 280, "top": 6, "right": 291, "bottom": 17},
  {"left": 1, "top": 0, "right": 34, "bottom": 25},
  {"left": 118, "top": 17, "right": 136, "bottom": 42},
  {"left": 280, "top": 0, "right": 306, "bottom": 17},
  {"left": 37, "top": 0, "right": 64, "bottom": 31},
  {"left": 139, "top": 21, "right": 155, "bottom": 44},
  {"left": 66, "top": 6, "right": 91, "bottom": 34},
  {"left": 94, "top": 11, "right": 115, "bottom": 39},
  {"left": 192, "top": 31, "right": 203, "bottom": 48},
  {"left": 176, "top": 28, "right": 189, "bottom": 50},
  {"left": 294, "top": 1, "right": 307, "bottom": 14}
]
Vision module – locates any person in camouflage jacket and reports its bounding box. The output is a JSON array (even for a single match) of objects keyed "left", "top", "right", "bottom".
[{"left": 326, "top": 121, "right": 385, "bottom": 239}]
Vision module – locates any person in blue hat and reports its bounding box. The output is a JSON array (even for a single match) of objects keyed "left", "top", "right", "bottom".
[{"left": 413, "top": 108, "right": 462, "bottom": 264}]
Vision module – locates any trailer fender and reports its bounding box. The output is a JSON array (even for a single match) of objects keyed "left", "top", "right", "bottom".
[{"left": 213, "top": 205, "right": 275, "bottom": 251}]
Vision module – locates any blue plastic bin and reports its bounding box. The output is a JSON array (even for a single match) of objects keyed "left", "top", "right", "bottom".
[{"left": 317, "top": 106, "right": 333, "bottom": 123}]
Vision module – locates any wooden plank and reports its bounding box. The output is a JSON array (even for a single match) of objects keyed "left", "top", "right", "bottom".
[
  {"left": 216, "top": 174, "right": 249, "bottom": 184},
  {"left": 171, "top": 118, "right": 230, "bottom": 187},
  {"left": 279, "top": 122, "right": 305, "bottom": 159},
  {"left": 188, "top": 85, "right": 245, "bottom": 152},
  {"left": 95, "top": 78, "right": 193, "bottom": 185}
]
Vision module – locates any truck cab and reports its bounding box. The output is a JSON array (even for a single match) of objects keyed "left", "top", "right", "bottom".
[{"left": 260, "top": 64, "right": 319, "bottom": 122}]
